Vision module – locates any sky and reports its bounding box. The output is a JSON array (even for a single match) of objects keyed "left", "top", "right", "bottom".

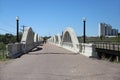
[{"left": 0, "top": 0, "right": 120, "bottom": 37}]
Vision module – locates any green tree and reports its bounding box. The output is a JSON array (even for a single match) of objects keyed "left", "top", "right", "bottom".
[{"left": 2, "top": 33, "right": 16, "bottom": 44}]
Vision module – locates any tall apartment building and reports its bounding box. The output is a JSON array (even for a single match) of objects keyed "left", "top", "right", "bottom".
[{"left": 99, "top": 23, "right": 118, "bottom": 37}]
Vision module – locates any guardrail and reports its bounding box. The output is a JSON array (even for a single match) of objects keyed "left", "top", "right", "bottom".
[
  {"left": 95, "top": 42, "right": 120, "bottom": 62},
  {"left": 95, "top": 43, "right": 120, "bottom": 51}
]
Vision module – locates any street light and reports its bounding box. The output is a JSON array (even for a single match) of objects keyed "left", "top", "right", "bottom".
[
  {"left": 83, "top": 17, "right": 86, "bottom": 43},
  {"left": 16, "top": 16, "right": 19, "bottom": 42}
]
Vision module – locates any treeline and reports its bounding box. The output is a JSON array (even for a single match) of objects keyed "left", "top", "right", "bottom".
[
  {"left": 78, "top": 35, "right": 120, "bottom": 43},
  {"left": 0, "top": 33, "right": 22, "bottom": 44},
  {"left": 0, "top": 33, "right": 16, "bottom": 44}
]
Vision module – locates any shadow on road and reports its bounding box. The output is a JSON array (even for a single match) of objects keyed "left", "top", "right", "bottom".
[
  {"left": 30, "top": 46, "right": 43, "bottom": 52},
  {"left": 14, "top": 46, "right": 43, "bottom": 58}
]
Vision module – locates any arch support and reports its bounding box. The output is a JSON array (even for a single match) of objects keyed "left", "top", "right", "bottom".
[
  {"left": 62, "top": 27, "right": 79, "bottom": 52},
  {"left": 21, "top": 27, "right": 34, "bottom": 44},
  {"left": 21, "top": 27, "right": 35, "bottom": 52},
  {"left": 55, "top": 34, "right": 61, "bottom": 45}
]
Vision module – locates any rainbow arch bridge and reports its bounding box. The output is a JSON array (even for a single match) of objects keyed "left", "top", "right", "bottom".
[{"left": 8, "top": 27, "right": 119, "bottom": 60}]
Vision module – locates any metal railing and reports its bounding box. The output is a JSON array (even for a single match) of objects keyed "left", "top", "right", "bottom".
[{"left": 95, "top": 43, "right": 120, "bottom": 51}]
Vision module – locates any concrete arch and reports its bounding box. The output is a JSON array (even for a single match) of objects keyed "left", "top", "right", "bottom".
[
  {"left": 51, "top": 36, "right": 56, "bottom": 43},
  {"left": 62, "top": 31, "right": 72, "bottom": 42},
  {"left": 55, "top": 34, "right": 61, "bottom": 44},
  {"left": 62, "top": 27, "right": 79, "bottom": 52},
  {"left": 34, "top": 33, "right": 38, "bottom": 42},
  {"left": 21, "top": 27, "right": 34, "bottom": 44},
  {"left": 38, "top": 36, "right": 43, "bottom": 42}
]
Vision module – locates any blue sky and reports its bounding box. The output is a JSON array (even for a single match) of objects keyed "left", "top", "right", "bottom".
[{"left": 0, "top": 0, "right": 120, "bottom": 36}]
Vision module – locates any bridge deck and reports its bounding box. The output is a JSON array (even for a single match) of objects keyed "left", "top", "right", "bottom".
[
  {"left": 0, "top": 43, "right": 120, "bottom": 80},
  {"left": 28, "top": 43, "right": 74, "bottom": 55}
]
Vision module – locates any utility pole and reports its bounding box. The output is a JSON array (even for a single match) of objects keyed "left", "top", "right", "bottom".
[{"left": 16, "top": 16, "right": 19, "bottom": 42}]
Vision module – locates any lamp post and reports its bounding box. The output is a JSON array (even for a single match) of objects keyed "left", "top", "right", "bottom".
[
  {"left": 83, "top": 17, "right": 86, "bottom": 43},
  {"left": 16, "top": 16, "right": 19, "bottom": 42}
]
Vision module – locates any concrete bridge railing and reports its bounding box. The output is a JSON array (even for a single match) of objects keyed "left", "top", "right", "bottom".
[
  {"left": 7, "top": 43, "right": 23, "bottom": 58},
  {"left": 61, "top": 42, "right": 80, "bottom": 53},
  {"left": 7, "top": 27, "right": 43, "bottom": 58},
  {"left": 80, "top": 43, "right": 97, "bottom": 57},
  {"left": 47, "top": 27, "right": 97, "bottom": 57}
]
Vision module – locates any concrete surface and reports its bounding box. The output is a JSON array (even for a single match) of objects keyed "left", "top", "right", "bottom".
[{"left": 0, "top": 43, "right": 120, "bottom": 80}]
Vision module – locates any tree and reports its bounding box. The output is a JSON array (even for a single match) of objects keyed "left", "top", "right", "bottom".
[{"left": 1, "top": 33, "right": 16, "bottom": 44}]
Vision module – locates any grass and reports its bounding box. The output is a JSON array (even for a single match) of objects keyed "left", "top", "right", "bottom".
[
  {"left": 0, "top": 42, "right": 7, "bottom": 61},
  {"left": 78, "top": 36, "right": 120, "bottom": 43}
]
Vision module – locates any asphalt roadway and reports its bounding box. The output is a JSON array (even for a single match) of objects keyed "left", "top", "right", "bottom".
[{"left": 0, "top": 43, "right": 120, "bottom": 80}]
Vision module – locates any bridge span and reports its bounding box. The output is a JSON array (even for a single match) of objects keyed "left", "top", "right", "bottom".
[
  {"left": 7, "top": 27, "right": 120, "bottom": 62},
  {"left": 0, "top": 43, "right": 120, "bottom": 80}
]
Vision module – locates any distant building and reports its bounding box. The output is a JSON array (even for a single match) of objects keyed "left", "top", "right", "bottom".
[
  {"left": 111, "top": 29, "right": 118, "bottom": 36},
  {"left": 99, "top": 23, "right": 118, "bottom": 37},
  {"left": 118, "top": 33, "right": 120, "bottom": 36}
]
